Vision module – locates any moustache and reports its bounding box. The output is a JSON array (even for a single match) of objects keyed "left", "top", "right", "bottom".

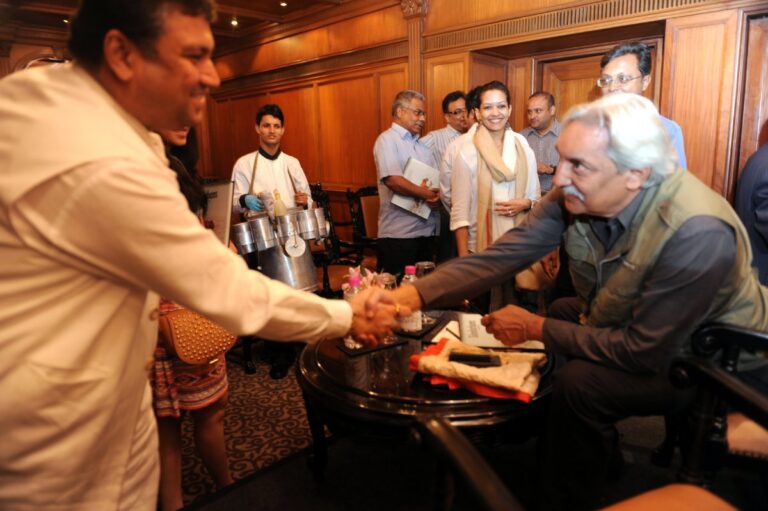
[{"left": 561, "top": 185, "right": 586, "bottom": 201}]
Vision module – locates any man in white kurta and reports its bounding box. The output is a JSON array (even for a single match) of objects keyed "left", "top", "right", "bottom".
[
  {"left": 0, "top": 4, "right": 395, "bottom": 510},
  {"left": 231, "top": 104, "right": 312, "bottom": 216}
]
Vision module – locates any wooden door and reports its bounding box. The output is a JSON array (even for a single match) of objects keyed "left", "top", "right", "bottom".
[{"left": 539, "top": 51, "right": 656, "bottom": 121}]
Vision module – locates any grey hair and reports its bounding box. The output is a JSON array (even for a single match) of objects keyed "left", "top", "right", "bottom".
[
  {"left": 561, "top": 94, "right": 677, "bottom": 185},
  {"left": 391, "top": 90, "right": 425, "bottom": 117}
]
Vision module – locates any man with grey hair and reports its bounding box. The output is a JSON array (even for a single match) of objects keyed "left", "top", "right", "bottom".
[
  {"left": 374, "top": 90, "right": 440, "bottom": 275},
  {"left": 374, "top": 93, "right": 768, "bottom": 508}
]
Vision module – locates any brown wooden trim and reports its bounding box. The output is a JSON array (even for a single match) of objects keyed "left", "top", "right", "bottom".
[
  {"left": 213, "top": 41, "right": 408, "bottom": 99},
  {"left": 422, "top": 0, "right": 753, "bottom": 53}
]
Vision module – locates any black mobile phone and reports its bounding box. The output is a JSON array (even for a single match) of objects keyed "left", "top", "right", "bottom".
[{"left": 448, "top": 352, "right": 501, "bottom": 367}]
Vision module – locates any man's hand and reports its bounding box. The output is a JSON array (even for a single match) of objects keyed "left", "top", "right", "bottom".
[
  {"left": 480, "top": 305, "right": 545, "bottom": 346},
  {"left": 425, "top": 187, "right": 441, "bottom": 208},
  {"left": 294, "top": 192, "right": 309, "bottom": 207},
  {"left": 348, "top": 288, "right": 410, "bottom": 346}
]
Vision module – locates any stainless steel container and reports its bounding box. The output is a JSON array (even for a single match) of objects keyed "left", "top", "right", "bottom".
[
  {"left": 296, "top": 209, "right": 319, "bottom": 240},
  {"left": 275, "top": 209, "right": 301, "bottom": 244},
  {"left": 231, "top": 222, "right": 256, "bottom": 255},
  {"left": 258, "top": 244, "right": 318, "bottom": 292},
  {"left": 247, "top": 213, "right": 276, "bottom": 251},
  {"left": 312, "top": 207, "right": 328, "bottom": 238}
]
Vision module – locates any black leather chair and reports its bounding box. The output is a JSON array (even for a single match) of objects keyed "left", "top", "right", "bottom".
[
  {"left": 411, "top": 337, "right": 768, "bottom": 511},
  {"left": 671, "top": 325, "right": 768, "bottom": 487}
]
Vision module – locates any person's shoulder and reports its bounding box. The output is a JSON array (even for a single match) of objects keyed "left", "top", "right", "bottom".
[
  {"left": 660, "top": 115, "right": 683, "bottom": 134},
  {"left": 519, "top": 126, "right": 535, "bottom": 136},
  {"left": 233, "top": 151, "right": 256, "bottom": 168}
]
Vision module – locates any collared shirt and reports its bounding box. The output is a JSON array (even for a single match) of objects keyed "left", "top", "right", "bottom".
[
  {"left": 439, "top": 123, "right": 477, "bottom": 210},
  {"left": 520, "top": 119, "right": 561, "bottom": 194},
  {"left": 588, "top": 189, "right": 645, "bottom": 251},
  {"left": 373, "top": 122, "right": 438, "bottom": 239},
  {"left": 422, "top": 124, "right": 461, "bottom": 174},
  {"left": 660, "top": 115, "right": 688, "bottom": 170}
]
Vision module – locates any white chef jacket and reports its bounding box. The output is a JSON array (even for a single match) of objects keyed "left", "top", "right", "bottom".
[
  {"left": 231, "top": 150, "right": 313, "bottom": 214},
  {"left": 0, "top": 63, "right": 350, "bottom": 511}
]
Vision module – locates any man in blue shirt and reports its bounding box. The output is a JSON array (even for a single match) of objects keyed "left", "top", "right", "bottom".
[
  {"left": 599, "top": 42, "right": 688, "bottom": 169},
  {"left": 373, "top": 90, "right": 440, "bottom": 275}
]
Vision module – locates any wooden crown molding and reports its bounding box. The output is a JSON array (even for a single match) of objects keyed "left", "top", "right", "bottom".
[
  {"left": 424, "top": 0, "right": 717, "bottom": 53},
  {"left": 213, "top": 40, "right": 408, "bottom": 98}
]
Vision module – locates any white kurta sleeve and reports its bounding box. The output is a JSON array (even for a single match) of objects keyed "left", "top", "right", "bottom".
[{"left": 14, "top": 161, "right": 351, "bottom": 342}]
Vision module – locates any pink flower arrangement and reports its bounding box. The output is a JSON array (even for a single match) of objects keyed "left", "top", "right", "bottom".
[{"left": 340, "top": 266, "right": 396, "bottom": 292}]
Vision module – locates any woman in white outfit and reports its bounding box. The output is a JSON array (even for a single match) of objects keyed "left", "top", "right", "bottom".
[{"left": 450, "top": 80, "right": 540, "bottom": 309}]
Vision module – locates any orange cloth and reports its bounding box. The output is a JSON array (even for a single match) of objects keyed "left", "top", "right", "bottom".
[{"left": 409, "top": 338, "right": 546, "bottom": 402}]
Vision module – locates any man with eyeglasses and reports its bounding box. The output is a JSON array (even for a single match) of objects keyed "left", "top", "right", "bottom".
[
  {"left": 422, "top": 90, "right": 469, "bottom": 262},
  {"left": 374, "top": 90, "right": 440, "bottom": 275},
  {"left": 599, "top": 42, "right": 688, "bottom": 169},
  {"left": 521, "top": 91, "right": 560, "bottom": 194}
]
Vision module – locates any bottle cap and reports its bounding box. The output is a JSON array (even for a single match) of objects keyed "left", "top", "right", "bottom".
[
  {"left": 404, "top": 265, "right": 416, "bottom": 275},
  {"left": 348, "top": 274, "right": 362, "bottom": 287}
]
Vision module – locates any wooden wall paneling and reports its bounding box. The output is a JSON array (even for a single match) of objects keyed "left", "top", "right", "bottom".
[
  {"left": 378, "top": 66, "right": 409, "bottom": 134},
  {"left": 508, "top": 57, "right": 533, "bottom": 133},
  {"left": 269, "top": 85, "right": 320, "bottom": 183},
  {"left": 469, "top": 52, "right": 508, "bottom": 89},
  {"left": 317, "top": 74, "right": 380, "bottom": 189},
  {"left": 540, "top": 55, "right": 604, "bottom": 124},
  {"left": 214, "top": 5, "right": 407, "bottom": 81},
  {"left": 205, "top": 98, "right": 234, "bottom": 180},
  {"left": 226, "top": 94, "right": 270, "bottom": 175},
  {"left": 662, "top": 10, "right": 740, "bottom": 195},
  {"left": 736, "top": 16, "right": 768, "bottom": 175},
  {"left": 195, "top": 102, "right": 212, "bottom": 178},
  {"left": 424, "top": 53, "right": 469, "bottom": 134}
]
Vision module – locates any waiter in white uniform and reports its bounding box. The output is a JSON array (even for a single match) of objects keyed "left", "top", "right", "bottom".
[
  {"left": 0, "top": 2, "right": 397, "bottom": 510},
  {"left": 231, "top": 103, "right": 313, "bottom": 216}
]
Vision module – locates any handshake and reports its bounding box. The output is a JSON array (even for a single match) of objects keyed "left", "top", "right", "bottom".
[{"left": 345, "top": 286, "right": 418, "bottom": 346}]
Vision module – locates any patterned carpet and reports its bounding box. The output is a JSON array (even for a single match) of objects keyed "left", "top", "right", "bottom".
[{"left": 180, "top": 343, "right": 311, "bottom": 507}]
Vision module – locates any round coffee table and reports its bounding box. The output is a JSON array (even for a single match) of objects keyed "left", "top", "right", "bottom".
[{"left": 296, "top": 329, "right": 554, "bottom": 476}]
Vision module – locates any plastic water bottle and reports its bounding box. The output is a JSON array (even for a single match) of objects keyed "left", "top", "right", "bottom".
[
  {"left": 273, "top": 189, "right": 289, "bottom": 217},
  {"left": 400, "top": 265, "right": 422, "bottom": 332},
  {"left": 343, "top": 273, "right": 363, "bottom": 349}
]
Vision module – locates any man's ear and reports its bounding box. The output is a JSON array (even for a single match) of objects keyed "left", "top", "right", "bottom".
[
  {"left": 640, "top": 74, "right": 652, "bottom": 92},
  {"left": 625, "top": 166, "right": 651, "bottom": 191},
  {"left": 102, "top": 29, "right": 140, "bottom": 82}
]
